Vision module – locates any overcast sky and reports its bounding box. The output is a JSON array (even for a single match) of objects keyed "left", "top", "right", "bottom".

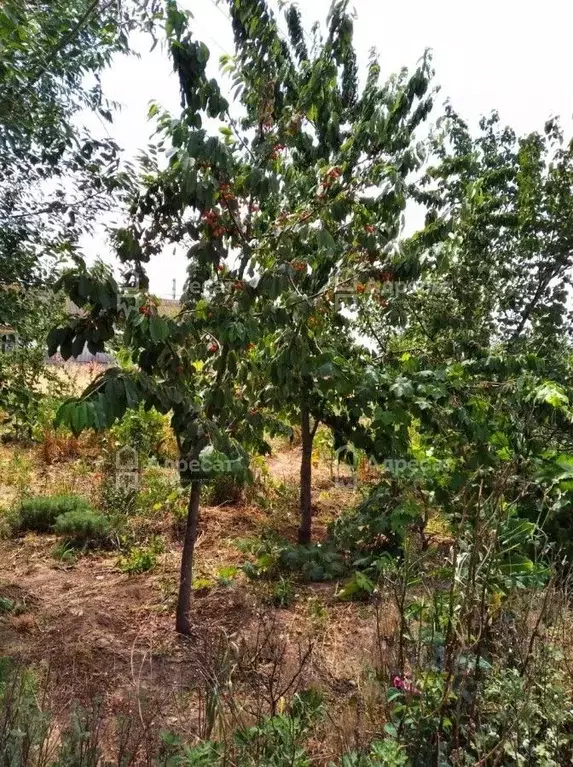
[{"left": 82, "top": 0, "right": 573, "bottom": 297}]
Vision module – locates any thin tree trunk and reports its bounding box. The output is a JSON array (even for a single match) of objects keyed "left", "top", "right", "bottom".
[
  {"left": 298, "top": 404, "right": 318, "bottom": 545},
  {"left": 176, "top": 480, "right": 201, "bottom": 635}
]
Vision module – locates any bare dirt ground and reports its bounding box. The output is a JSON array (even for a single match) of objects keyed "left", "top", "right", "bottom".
[{"left": 0, "top": 439, "right": 393, "bottom": 758}]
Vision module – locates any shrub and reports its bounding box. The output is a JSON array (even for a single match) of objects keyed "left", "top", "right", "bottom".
[
  {"left": 330, "top": 483, "right": 406, "bottom": 565},
  {"left": 16, "top": 495, "right": 92, "bottom": 533},
  {"left": 278, "top": 544, "right": 346, "bottom": 582},
  {"left": 109, "top": 404, "right": 170, "bottom": 466},
  {"left": 53, "top": 509, "right": 111, "bottom": 547}
]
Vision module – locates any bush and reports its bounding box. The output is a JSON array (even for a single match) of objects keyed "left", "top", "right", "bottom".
[
  {"left": 278, "top": 544, "right": 346, "bottom": 582},
  {"left": 109, "top": 404, "right": 170, "bottom": 466},
  {"left": 330, "top": 483, "right": 406, "bottom": 565},
  {"left": 53, "top": 509, "right": 111, "bottom": 547},
  {"left": 241, "top": 538, "right": 346, "bottom": 583},
  {"left": 16, "top": 495, "right": 92, "bottom": 533}
]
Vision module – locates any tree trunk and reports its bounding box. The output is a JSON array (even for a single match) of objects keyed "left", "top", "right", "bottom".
[
  {"left": 176, "top": 480, "right": 201, "bottom": 635},
  {"left": 298, "top": 403, "right": 314, "bottom": 545}
]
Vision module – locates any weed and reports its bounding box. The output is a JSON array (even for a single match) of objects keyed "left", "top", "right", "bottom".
[
  {"left": 233, "top": 536, "right": 260, "bottom": 555},
  {"left": 306, "top": 597, "right": 327, "bottom": 625},
  {"left": 136, "top": 467, "right": 183, "bottom": 517},
  {"left": 51, "top": 540, "right": 79, "bottom": 565},
  {"left": 313, "top": 425, "right": 334, "bottom": 464},
  {"left": 117, "top": 537, "right": 165, "bottom": 574},
  {"left": 216, "top": 566, "right": 238, "bottom": 586},
  {"left": 239, "top": 531, "right": 291, "bottom": 580},
  {"left": 263, "top": 577, "right": 295, "bottom": 608},
  {"left": 242, "top": 538, "right": 346, "bottom": 583},
  {"left": 57, "top": 701, "right": 104, "bottom": 767},
  {"left": 99, "top": 474, "right": 138, "bottom": 518},
  {"left": 0, "top": 506, "right": 18, "bottom": 539},
  {"left": 279, "top": 544, "right": 346, "bottom": 582},
  {"left": 0, "top": 597, "right": 15, "bottom": 614},
  {"left": 160, "top": 690, "right": 323, "bottom": 767},
  {"left": 109, "top": 404, "right": 170, "bottom": 467},
  {"left": 34, "top": 398, "right": 80, "bottom": 464},
  {"left": 269, "top": 481, "right": 299, "bottom": 517},
  {"left": 336, "top": 572, "right": 376, "bottom": 602},
  {"left": 2, "top": 453, "right": 33, "bottom": 497},
  {"left": 193, "top": 577, "right": 215, "bottom": 592}
]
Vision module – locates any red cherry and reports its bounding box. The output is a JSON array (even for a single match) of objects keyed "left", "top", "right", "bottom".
[{"left": 208, "top": 343, "right": 218, "bottom": 353}]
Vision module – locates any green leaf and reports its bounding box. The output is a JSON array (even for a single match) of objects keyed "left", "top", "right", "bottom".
[
  {"left": 317, "top": 227, "right": 336, "bottom": 252},
  {"left": 70, "top": 401, "right": 88, "bottom": 435},
  {"left": 149, "top": 316, "right": 169, "bottom": 344}
]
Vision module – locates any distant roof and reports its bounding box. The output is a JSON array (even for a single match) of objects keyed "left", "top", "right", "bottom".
[
  {"left": 46, "top": 346, "right": 115, "bottom": 365},
  {"left": 156, "top": 298, "right": 180, "bottom": 318}
]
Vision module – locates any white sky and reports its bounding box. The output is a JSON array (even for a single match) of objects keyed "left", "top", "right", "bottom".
[{"left": 82, "top": 0, "right": 573, "bottom": 297}]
